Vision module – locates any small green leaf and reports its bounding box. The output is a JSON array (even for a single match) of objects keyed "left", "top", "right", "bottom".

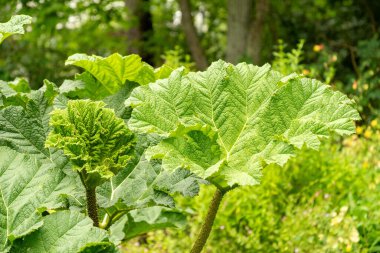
[
  {"left": 59, "top": 72, "right": 108, "bottom": 100},
  {"left": 0, "top": 15, "right": 32, "bottom": 44},
  {"left": 97, "top": 134, "right": 205, "bottom": 241},
  {"left": 154, "top": 64, "right": 175, "bottom": 80},
  {"left": 65, "top": 53, "right": 155, "bottom": 97},
  {"left": 0, "top": 78, "right": 30, "bottom": 108},
  {"left": 110, "top": 206, "right": 186, "bottom": 241},
  {"left": 98, "top": 158, "right": 204, "bottom": 210},
  {"left": 97, "top": 133, "right": 205, "bottom": 210}
]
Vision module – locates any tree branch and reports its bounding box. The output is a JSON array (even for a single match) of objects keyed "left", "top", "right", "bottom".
[
  {"left": 178, "top": 0, "right": 208, "bottom": 70},
  {"left": 247, "top": 0, "right": 269, "bottom": 64},
  {"left": 226, "top": 0, "right": 254, "bottom": 63}
]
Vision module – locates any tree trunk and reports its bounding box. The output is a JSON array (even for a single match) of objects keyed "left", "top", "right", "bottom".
[
  {"left": 226, "top": 0, "right": 254, "bottom": 64},
  {"left": 125, "top": 0, "right": 154, "bottom": 64},
  {"left": 247, "top": 0, "right": 269, "bottom": 64},
  {"left": 178, "top": 0, "right": 208, "bottom": 70}
]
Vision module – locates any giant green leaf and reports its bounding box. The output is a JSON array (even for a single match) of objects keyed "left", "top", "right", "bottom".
[
  {"left": 0, "top": 147, "right": 78, "bottom": 252},
  {"left": 12, "top": 210, "right": 113, "bottom": 253},
  {"left": 0, "top": 15, "right": 31, "bottom": 45},
  {"left": 126, "top": 61, "right": 360, "bottom": 190},
  {"left": 64, "top": 53, "right": 155, "bottom": 98}
]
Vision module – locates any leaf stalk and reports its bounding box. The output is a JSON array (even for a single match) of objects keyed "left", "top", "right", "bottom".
[
  {"left": 190, "top": 187, "right": 225, "bottom": 253},
  {"left": 85, "top": 187, "right": 99, "bottom": 227}
]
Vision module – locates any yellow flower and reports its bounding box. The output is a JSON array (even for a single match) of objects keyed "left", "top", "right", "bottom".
[
  {"left": 302, "top": 69, "right": 310, "bottom": 75},
  {"left": 313, "top": 44, "right": 324, "bottom": 52},
  {"left": 352, "top": 80, "right": 358, "bottom": 90},
  {"left": 370, "top": 119, "right": 378, "bottom": 127},
  {"left": 364, "top": 128, "right": 372, "bottom": 139},
  {"left": 356, "top": 126, "right": 363, "bottom": 135}
]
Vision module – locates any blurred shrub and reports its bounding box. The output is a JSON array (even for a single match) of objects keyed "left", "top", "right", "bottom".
[
  {"left": 272, "top": 37, "right": 380, "bottom": 124},
  {"left": 161, "top": 46, "right": 195, "bottom": 72},
  {"left": 272, "top": 39, "right": 337, "bottom": 85},
  {"left": 272, "top": 39, "right": 305, "bottom": 75},
  {"left": 350, "top": 37, "right": 380, "bottom": 123}
]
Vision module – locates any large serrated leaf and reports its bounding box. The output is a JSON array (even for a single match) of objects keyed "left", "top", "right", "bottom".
[
  {"left": 0, "top": 15, "right": 31, "bottom": 44},
  {"left": 0, "top": 147, "right": 78, "bottom": 252},
  {"left": 11, "top": 210, "right": 112, "bottom": 253},
  {"left": 126, "top": 61, "right": 360, "bottom": 189}
]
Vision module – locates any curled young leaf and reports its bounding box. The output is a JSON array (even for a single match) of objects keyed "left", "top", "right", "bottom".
[{"left": 46, "top": 100, "right": 135, "bottom": 188}]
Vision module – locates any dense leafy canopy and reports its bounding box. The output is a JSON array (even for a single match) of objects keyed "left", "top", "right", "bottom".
[
  {"left": 0, "top": 21, "right": 205, "bottom": 250},
  {"left": 0, "top": 78, "right": 203, "bottom": 251},
  {"left": 0, "top": 40, "right": 204, "bottom": 252},
  {"left": 127, "top": 61, "right": 360, "bottom": 190}
]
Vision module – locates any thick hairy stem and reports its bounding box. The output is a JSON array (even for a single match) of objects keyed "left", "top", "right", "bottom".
[
  {"left": 86, "top": 187, "right": 99, "bottom": 227},
  {"left": 190, "top": 188, "right": 225, "bottom": 253}
]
